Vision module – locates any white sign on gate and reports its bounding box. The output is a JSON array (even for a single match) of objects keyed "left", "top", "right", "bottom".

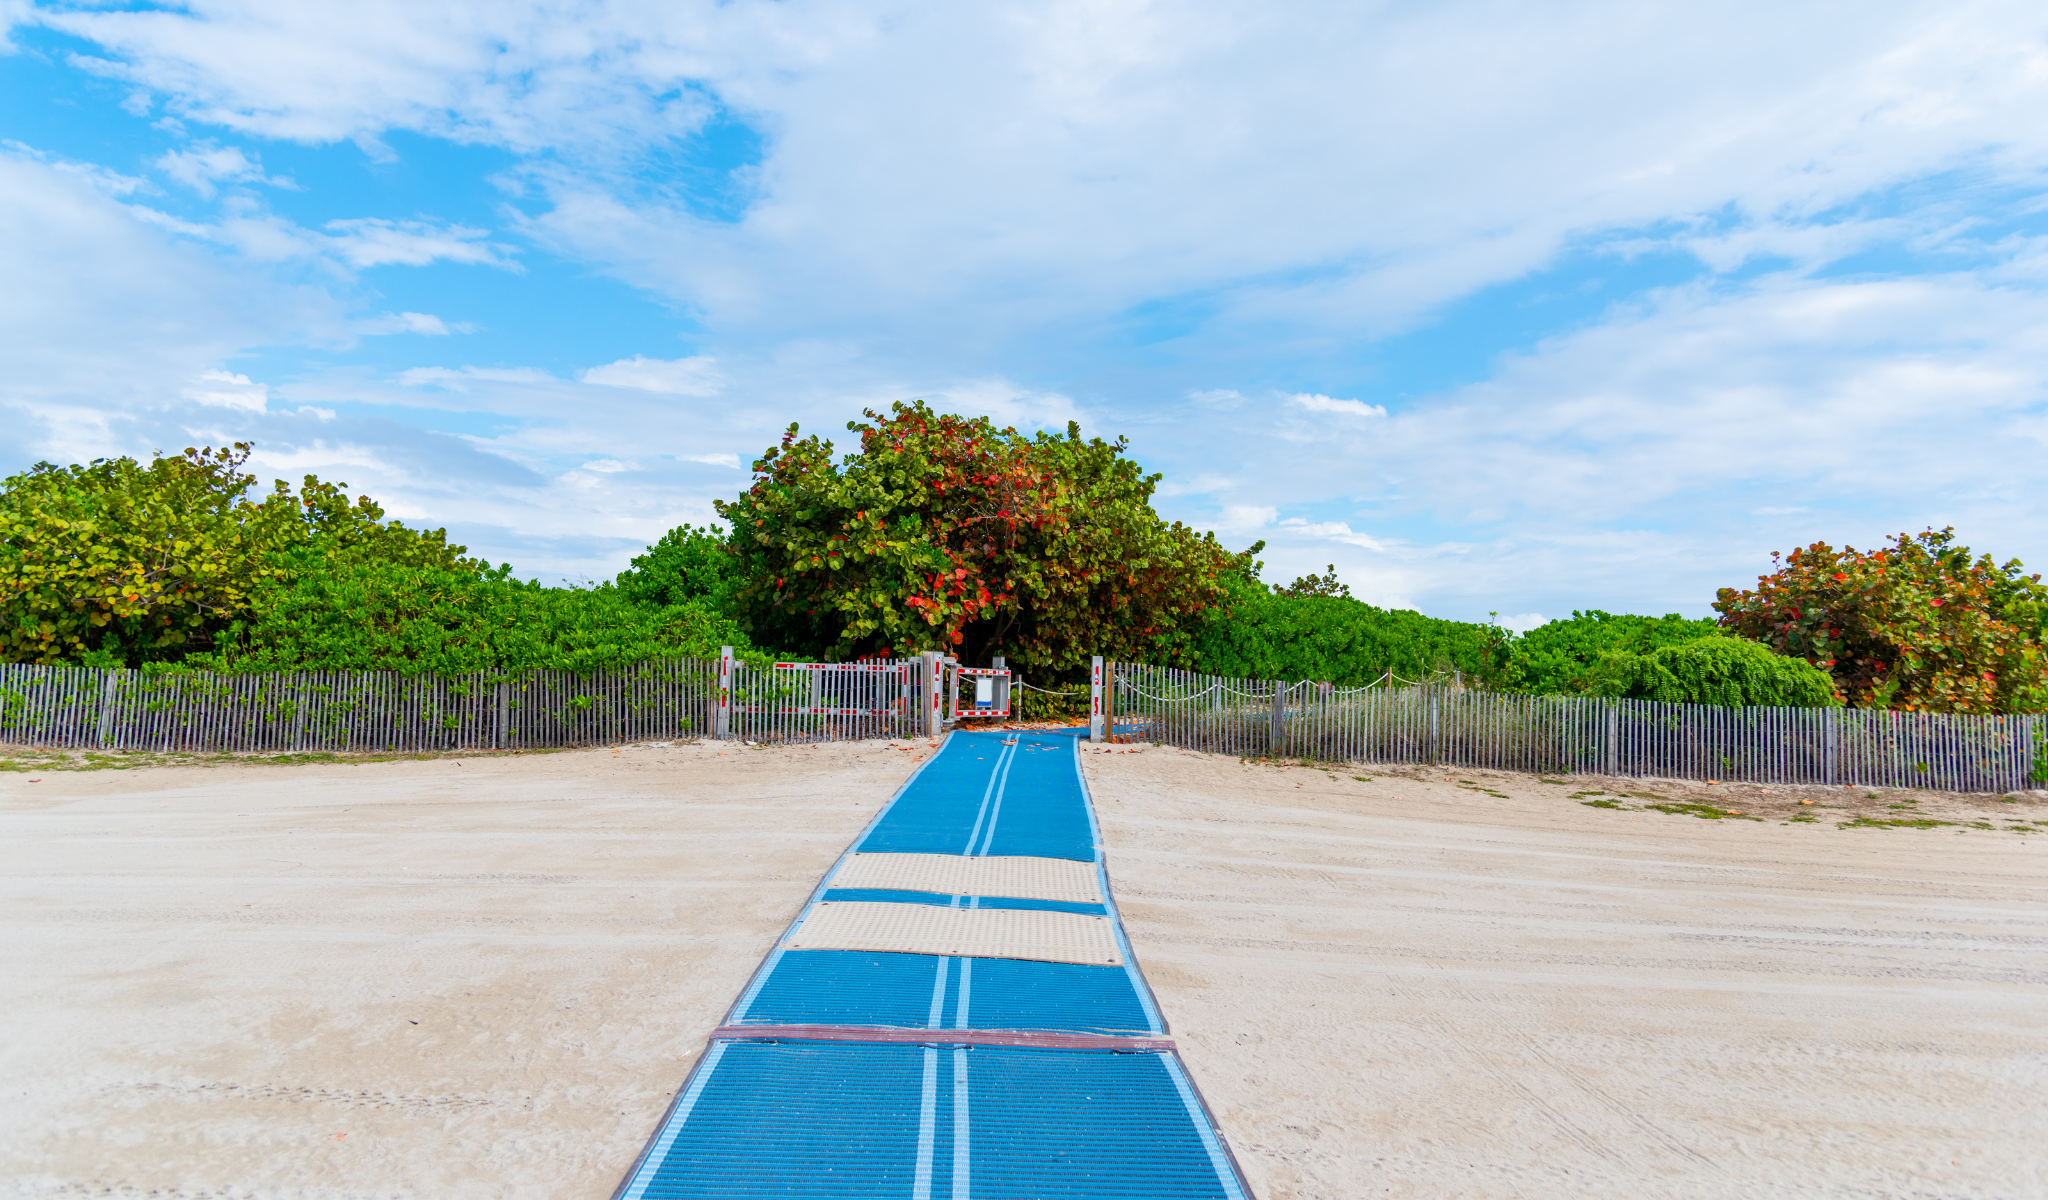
[{"left": 949, "top": 666, "right": 1013, "bottom": 720}]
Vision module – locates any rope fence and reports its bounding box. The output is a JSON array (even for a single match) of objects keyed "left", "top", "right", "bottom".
[
  {"left": 1114, "top": 662, "right": 2048, "bottom": 794},
  {"left": 1016, "top": 681, "right": 1084, "bottom": 695}
]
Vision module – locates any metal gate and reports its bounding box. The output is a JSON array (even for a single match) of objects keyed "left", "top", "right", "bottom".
[
  {"left": 709, "top": 649, "right": 1015, "bottom": 742},
  {"left": 716, "top": 654, "right": 918, "bottom": 743}
]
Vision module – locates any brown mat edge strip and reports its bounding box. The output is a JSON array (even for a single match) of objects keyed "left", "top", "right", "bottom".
[{"left": 710, "top": 1024, "right": 1175, "bottom": 1051}]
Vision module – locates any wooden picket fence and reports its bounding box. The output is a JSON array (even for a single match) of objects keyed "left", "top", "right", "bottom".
[
  {"left": 1113, "top": 662, "right": 2048, "bottom": 793},
  {"left": 6, "top": 657, "right": 2045, "bottom": 791},
  {"left": 0, "top": 660, "right": 732, "bottom": 752}
]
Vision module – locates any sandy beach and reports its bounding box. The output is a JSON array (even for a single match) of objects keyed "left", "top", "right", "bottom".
[
  {"left": 1082, "top": 745, "right": 2048, "bottom": 1199},
  {"left": 4, "top": 738, "right": 2043, "bottom": 1198},
  {"left": 1, "top": 740, "right": 928, "bottom": 1198}
]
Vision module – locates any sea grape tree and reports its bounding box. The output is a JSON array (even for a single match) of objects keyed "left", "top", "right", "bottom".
[
  {"left": 1714, "top": 528, "right": 2048, "bottom": 712},
  {"left": 712, "top": 401, "right": 1243, "bottom": 671}
]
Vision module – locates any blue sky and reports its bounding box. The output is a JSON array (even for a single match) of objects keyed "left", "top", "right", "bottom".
[{"left": 5, "top": 1, "right": 2047, "bottom": 629}]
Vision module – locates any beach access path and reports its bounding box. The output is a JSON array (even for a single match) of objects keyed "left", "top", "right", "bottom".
[{"left": 2, "top": 737, "right": 2042, "bottom": 1197}]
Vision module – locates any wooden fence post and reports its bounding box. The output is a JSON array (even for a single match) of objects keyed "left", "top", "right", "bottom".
[
  {"left": 1269, "top": 680, "right": 1285, "bottom": 757},
  {"left": 1424, "top": 684, "right": 1438, "bottom": 765},
  {"left": 1822, "top": 706, "right": 1839, "bottom": 785},
  {"left": 95, "top": 668, "right": 120, "bottom": 749}
]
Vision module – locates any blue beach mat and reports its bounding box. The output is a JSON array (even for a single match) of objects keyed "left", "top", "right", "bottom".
[{"left": 612, "top": 730, "right": 1251, "bottom": 1199}]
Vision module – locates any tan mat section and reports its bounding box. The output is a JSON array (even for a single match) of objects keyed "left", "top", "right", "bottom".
[
  {"left": 829, "top": 853, "right": 1103, "bottom": 903},
  {"left": 784, "top": 901, "right": 1124, "bottom": 966}
]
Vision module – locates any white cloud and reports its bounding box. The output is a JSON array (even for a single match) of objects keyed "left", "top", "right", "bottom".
[
  {"left": 181, "top": 368, "right": 268, "bottom": 412},
  {"left": 355, "top": 311, "right": 468, "bottom": 336},
  {"left": 153, "top": 142, "right": 290, "bottom": 197},
  {"left": 1496, "top": 613, "right": 1549, "bottom": 634},
  {"left": 581, "top": 354, "right": 724, "bottom": 395},
  {"left": 1215, "top": 505, "right": 1278, "bottom": 533},
  {"left": 397, "top": 365, "right": 561, "bottom": 389},
  {"left": 37, "top": 0, "right": 2048, "bottom": 347},
  {"left": 1152, "top": 472, "right": 1234, "bottom": 498},
  {"left": 322, "top": 218, "right": 518, "bottom": 270},
  {"left": 900, "top": 379, "right": 1082, "bottom": 432},
  {"left": 3, "top": 139, "right": 148, "bottom": 196},
  {"left": 1273, "top": 518, "right": 1390, "bottom": 553},
  {"left": 127, "top": 207, "right": 510, "bottom": 276},
  {"left": 38, "top": 0, "right": 742, "bottom": 153},
  {"left": 6, "top": 138, "right": 517, "bottom": 280},
  {"left": 1289, "top": 393, "right": 1386, "bottom": 419},
  {"left": 22, "top": 5, "right": 2048, "bottom": 371},
  {"left": 0, "top": 1, "right": 31, "bottom": 53}
]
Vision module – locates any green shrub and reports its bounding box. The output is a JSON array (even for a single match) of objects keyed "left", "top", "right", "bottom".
[
  {"left": 196, "top": 556, "right": 759, "bottom": 675},
  {"left": 0, "top": 444, "right": 475, "bottom": 666},
  {"left": 1188, "top": 584, "right": 1514, "bottom": 686},
  {"left": 1605, "top": 637, "right": 1840, "bottom": 708},
  {"left": 1508, "top": 610, "right": 1723, "bottom": 694},
  {"left": 614, "top": 523, "right": 741, "bottom": 611}
]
